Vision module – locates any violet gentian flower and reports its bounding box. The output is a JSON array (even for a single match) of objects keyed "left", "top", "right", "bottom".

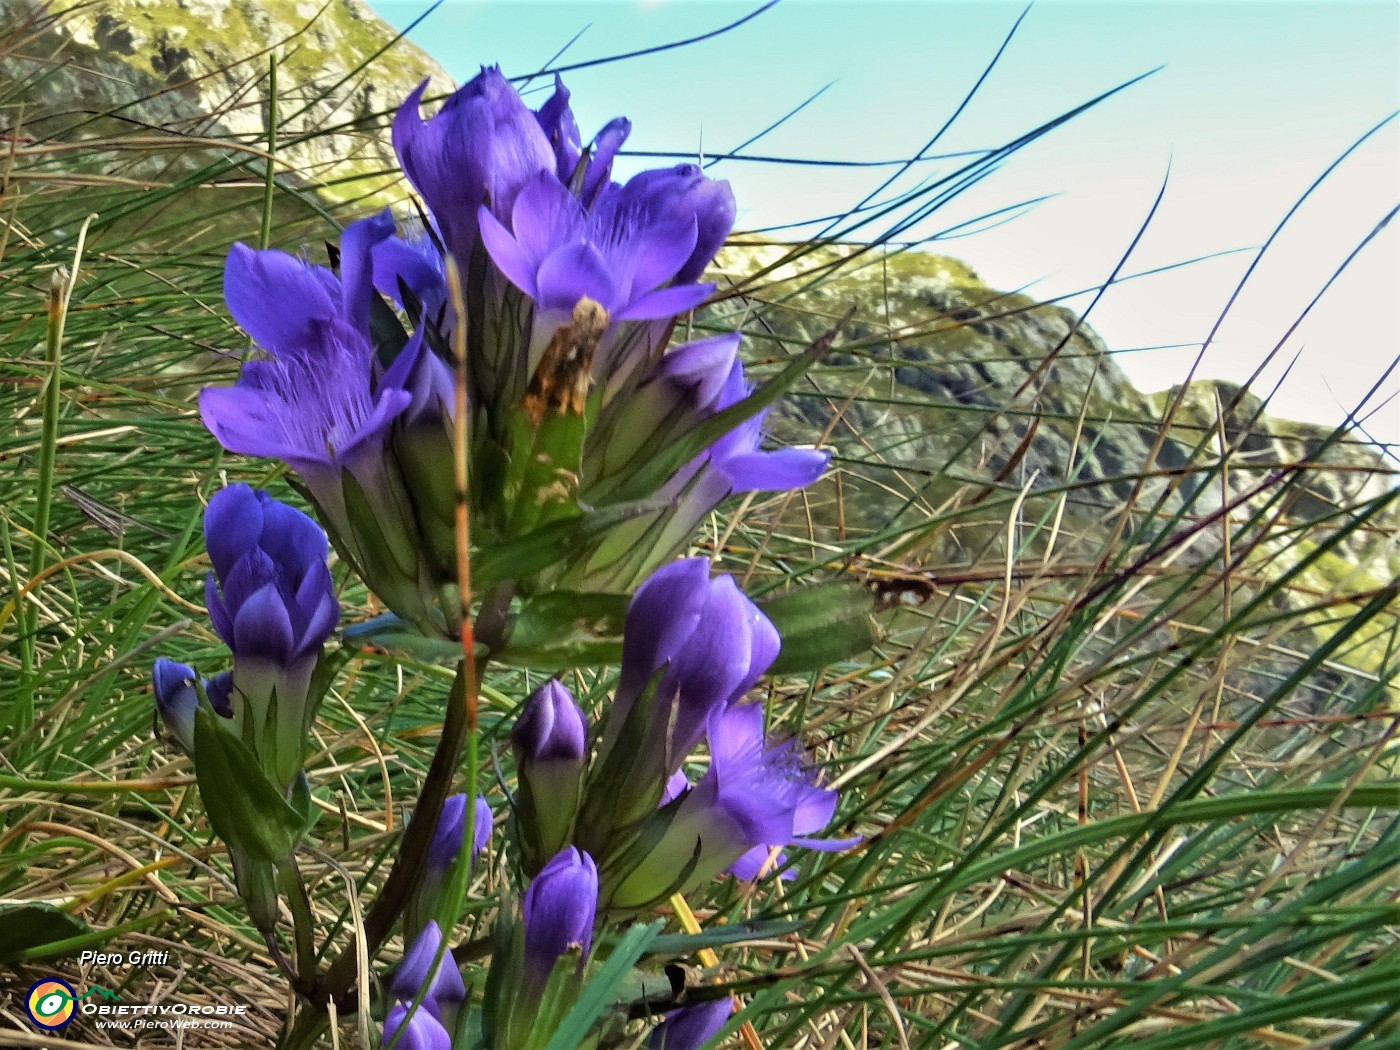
[
  {"left": 426, "top": 793, "right": 494, "bottom": 870},
  {"left": 381, "top": 1003, "right": 452, "bottom": 1050},
  {"left": 200, "top": 210, "right": 468, "bottom": 637},
  {"left": 406, "top": 794, "right": 492, "bottom": 940},
  {"left": 152, "top": 658, "right": 199, "bottom": 753},
  {"left": 392, "top": 68, "right": 555, "bottom": 273},
  {"left": 512, "top": 680, "right": 589, "bottom": 870},
  {"left": 612, "top": 704, "right": 855, "bottom": 908},
  {"left": 521, "top": 847, "right": 598, "bottom": 987},
  {"left": 610, "top": 558, "right": 778, "bottom": 771},
  {"left": 202, "top": 484, "right": 338, "bottom": 789},
  {"left": 479, "top": 169, "right": 717, "bottom": 383},
  {"left": 390, "top": 920, "right": 466, "bottom": 1023},
  {"left": 650, "top": 998, "right": 733, "bottom": 1050}
]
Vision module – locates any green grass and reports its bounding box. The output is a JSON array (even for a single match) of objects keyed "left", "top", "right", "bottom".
[{"left": 1, "top": 7, "right": 1397, "bottom": 1049}]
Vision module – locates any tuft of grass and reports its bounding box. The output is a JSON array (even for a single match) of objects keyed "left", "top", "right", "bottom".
[{"left": 1, "top": 4, "right": 1395, "bottom": 1049}]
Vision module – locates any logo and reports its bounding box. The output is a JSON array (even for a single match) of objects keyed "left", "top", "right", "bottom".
[{"left": 25, "top": 978, "right": 77, "bottom": 1030}]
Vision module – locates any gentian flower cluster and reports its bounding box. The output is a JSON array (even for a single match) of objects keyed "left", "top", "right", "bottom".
[
  {"left": 199, "top": 66, "right": 829, "bottom": 636},
  {"left": 153, "top": 65, "right": 859, "bottom": 1050}
]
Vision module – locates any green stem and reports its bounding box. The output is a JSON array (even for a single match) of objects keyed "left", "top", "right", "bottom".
[
  {"left": 280, "top": 860, "right": 318, "bottom": 992},
  {"left": 312, "top": 656, "right": 478, "bottom": 1009},
  {"left": 260, "top": 53, "right": 278, "bottom": 251}
]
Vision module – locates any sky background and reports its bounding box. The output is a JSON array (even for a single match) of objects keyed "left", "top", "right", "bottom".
[{"left": 370, "top": 0, "right": 1400, "bottom": 446}]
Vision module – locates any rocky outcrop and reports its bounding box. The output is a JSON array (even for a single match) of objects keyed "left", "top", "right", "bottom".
[
  {"left": 704, "top": 241, "right": 1398, "bottom": 580},
  {"left": 0, "top": 0, "right": 452, "bottom": 204}
]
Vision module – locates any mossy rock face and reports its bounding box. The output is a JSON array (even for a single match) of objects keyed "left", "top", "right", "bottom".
[{"left": 0, "top": 0, "right": 452, "bottom": 206}]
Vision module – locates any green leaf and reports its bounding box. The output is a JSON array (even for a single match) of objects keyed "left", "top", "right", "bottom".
[
  {"left": 495, "top": 591, "right": 629, "bottom": 668},
  {"left": 542, "top": 921, "right": 663, "bottom": 1050},
  {"left": 192, "top": 706, "right": 305, "bottom": 862},
  {"left": 761, "top": 580, "right": 880, "bottom": 674},
  {"left": 645, "top": 919, "right": 809, "bottom": 957},
  {"left": 0, "top": 901, "right": 92, "bottom": 962}
]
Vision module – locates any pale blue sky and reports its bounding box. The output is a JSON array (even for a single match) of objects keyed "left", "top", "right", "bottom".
[{"left": 371, "top": 0, "right": 1400, "bottom": 445}]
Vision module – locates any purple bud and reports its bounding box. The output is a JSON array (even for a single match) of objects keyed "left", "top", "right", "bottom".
[
  {"left": 381, "top": 1003, "right": 452, "bottom": 1050},
  {"left": 152, "top": 658, "right": 198, "bottom": 753},
  {"left": 426, "top": 794, "right": 493, "bottom": 871},
  {"left": 202, "top": 485, "right": 339, "bottom": 669},
  {"left": 390, "top": 921, "right": 466, "bottom": 1017},
  {"left": 522, "top": 847, "right": 597, "bottom": 983},
  {"left": 512, "top": 680, "right": 587, "bottom": 764},
  {"left": 650, "top": 998, "right": 733, "bottom": 1050}
]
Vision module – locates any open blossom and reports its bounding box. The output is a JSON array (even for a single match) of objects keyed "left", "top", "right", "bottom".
[
  {"left": 612, "top": 704, "right": 855, "bottom": 907},
  {"left": 200, "top": 213, "right": 414, "bottom": 496},
  {"left": 606, "top": 559, "right": 779, "bottom": 775}
]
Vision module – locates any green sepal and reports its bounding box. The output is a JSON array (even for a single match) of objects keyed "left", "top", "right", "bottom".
[
  {"left": 473, "top": 498, "right": 670, "bottom": 591},
  {"left": 494, "top": 591, "right": 628, "bottom": 668},
  {"left": 760, "top": 580, "right": 880, "bottom": 674},
  {"left": 193, "top": 705, "right": 306, "bottom": 862},
  {"left": 501, "top": 400, "right": 589, "bottom": 538},
  {"left": 369, "top": 289, "right": 410, "bottom": 370}
]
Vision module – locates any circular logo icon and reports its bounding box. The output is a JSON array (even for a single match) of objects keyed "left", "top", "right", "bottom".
[{"left": 26, "top": 978, "right": 77, "bottom": 1030}]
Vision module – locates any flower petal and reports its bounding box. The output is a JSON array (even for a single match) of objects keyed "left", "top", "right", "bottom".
[
  {"left": 224, "top": 243, "right": 337, "bottom": 354},
  {"left": 617, "top": 281, "right": 713, "bottom": 321},
  {"left": 721, "top": 448, "right": 830, "bottom": 492}
]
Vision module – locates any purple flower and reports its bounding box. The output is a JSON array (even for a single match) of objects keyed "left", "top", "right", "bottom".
[
  {"left": 605, "top": 559, "right": 779, "bottom": 772},
  {"left": 203, "top": 485, "right": 339, "bottom": 671},
  {"left": 426, "top": 793, "right": 493, "bottom": 871},
  {"left": 612, "top": 705, "right": 855, "bottom": 907},
  {"left": 512, "top": 679, "right": 587, "bottom": 763},
  {"left": 393, "top": 68, "right": 555, "bottom": 270},
  {"left": 390, "top": 921, "right": 466, "bottom": 1019},
  {"left": 479, "top": 170, "right": 713, "bottom": 327},
  {"left": 617, "top": 164, "right": 735, "bottom": 286},
  {"left": 650, "top": 998, "right": 733, "bottom": 1050},
  {"left": 152, "top": 658, "right": 199, "bottom": 753},
  {"left": 512, "top": 680, "right": 589, "bottom": 870},
  {"left": 521, "top": 847, "right": 597, "bottom": 985},
  {"left": 405, "top": 794, "right": 492, "bottom": 941},
  {"left": 201, "top": 215, "right": 421, "bottom": 508},
  {"left": 381, "top": 1004, "right": 452, "bottom": 1050}
]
